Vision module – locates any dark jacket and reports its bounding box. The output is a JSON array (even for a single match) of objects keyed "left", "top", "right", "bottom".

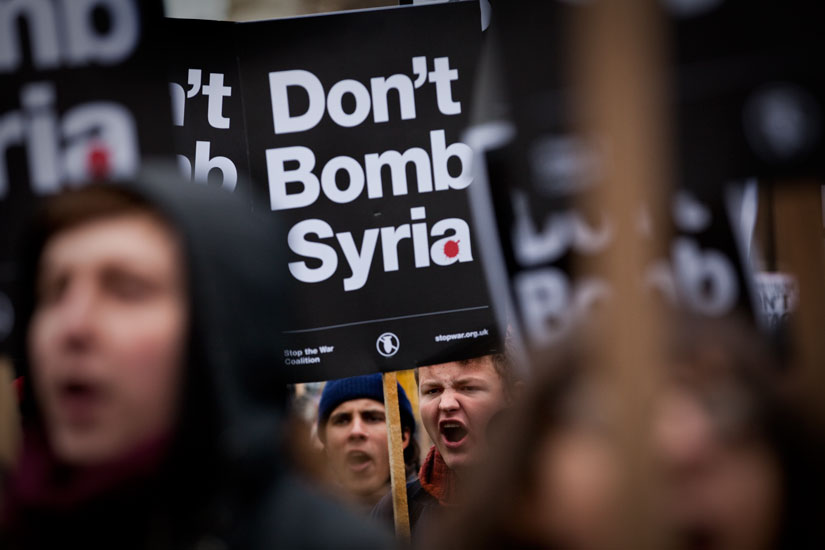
[
  {"left": 2, "top": 165, "right": 392, "bottom": 549},
  {"left": 372, "top": 478, "right": 440, "bottom": 543},
  {"left": 373, "top": 446, "right": 456, "bottom": 543}
]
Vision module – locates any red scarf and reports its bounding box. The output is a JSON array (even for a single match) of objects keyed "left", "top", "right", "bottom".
[
  {"left": 1, "top": 427, "right": 169, "bottom": 525},
  {"left": 418, "top": 446, "right": 458, "bottom": 505}
]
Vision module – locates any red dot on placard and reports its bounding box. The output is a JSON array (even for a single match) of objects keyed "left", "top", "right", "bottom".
[
  {"left": 87, "top": 145, "right": 111, "bottom": 180},
  {"left": 444, "top": 239, "right": 460, "bottom": 258}
]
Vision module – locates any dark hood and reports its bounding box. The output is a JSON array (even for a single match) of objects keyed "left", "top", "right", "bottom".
[{"left": 11, "top": 163, "right": 290, "bottom": 479}]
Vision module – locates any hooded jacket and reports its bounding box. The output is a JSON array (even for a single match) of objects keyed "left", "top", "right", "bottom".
[{"left": 2, "top": 165, "right": 393, "bottom": 550}]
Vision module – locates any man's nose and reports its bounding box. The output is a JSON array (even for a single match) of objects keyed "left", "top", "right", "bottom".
[
  {"left": 348, "top": 416, "right": 368, "bottom": 440},
  {"left": 438, "top": 389, "right": 460, "bottom": 412},
  {"left": 56, "top": 281, "right": 98, "bottom": 351}
]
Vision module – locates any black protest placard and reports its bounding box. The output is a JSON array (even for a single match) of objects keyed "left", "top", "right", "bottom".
[
  {"left": 164, "top": 18, "right": 251, "bottom": 195},
  {"left": 234, "top": 3, "right": 497, "bottom": 382},
  {"left": 673, "top": 0, "right": 825, "bottom": 192},
  {"left": 0, "top": 0, "right": 174, "bottom": 352},
  {"left": 468, "top": 1, "right": 758, "bottom": 351}
]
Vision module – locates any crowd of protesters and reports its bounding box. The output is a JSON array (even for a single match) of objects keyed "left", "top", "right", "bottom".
[{"left": 0, "top": 169, "right": 824, "bottom": 550}]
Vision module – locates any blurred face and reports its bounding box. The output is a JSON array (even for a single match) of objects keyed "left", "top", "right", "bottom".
[
  {"left": 524, "top": 382, "right": 619, "bottom": 550},
  {"left": 29, "top": 213, "right": 187, "bottom": 466},
  {"left": 526, "top": 382, "right": 782, "bottom": 550},
  {"left": 530, "top": 424, "right": 618, "bottom": 550},
  {"left": 655, "top": 386, "right": 781, "bottom": 550},
  {"left": 321, "top": 398, "right": 408, "bottom": 505},
  {"left": 418, "top": 357, "right": 507, "bottom": 473}
]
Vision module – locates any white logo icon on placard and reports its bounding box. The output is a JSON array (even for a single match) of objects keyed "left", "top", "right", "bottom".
[{"left": 376, "top": 332, "right": 400, "bottom": 357}]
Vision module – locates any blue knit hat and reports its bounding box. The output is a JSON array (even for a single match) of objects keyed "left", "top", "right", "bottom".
[{"left": 317, "top": 373, "right": 415, "bottom": 435}]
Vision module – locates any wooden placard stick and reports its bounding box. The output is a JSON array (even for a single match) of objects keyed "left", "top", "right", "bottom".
[
  {"left": 773, "top": 180, "right": 825, "bottom": 424},
  {"left": 0, "top": 355, "right": 21, "bottom": 470},
  {"left": 571, "top": 0, "right": 669, "bottom": 548},
  {"left": 382, "top": 371, "right": 411, "bottom": 541}
]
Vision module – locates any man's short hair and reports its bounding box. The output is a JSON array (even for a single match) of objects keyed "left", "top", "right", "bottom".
[
  {"left": 415, "top": 351, "right": 517, "bottom": 396},
  {"left": 36, "top": 183, "right": 163, "bottom": 242}
]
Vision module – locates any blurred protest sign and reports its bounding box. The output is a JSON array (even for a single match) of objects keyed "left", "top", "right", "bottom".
[
  {"left": 674, "top": 0, "right": 824, "bottom": 194},
  {"left": 164, "top": 18, "right": 251, "bottom": 195},
  {"left": 465, "top": 0, "right": 825, "bottom": 354},
  {"left": 0, "top": 0, "right": 174, "bottom": 353},
  {"left": 231, "top": 2, "right": 497, "bottom": 382},
  {"left": 754, "top": 272, "right": 798, "bottom": 330}
]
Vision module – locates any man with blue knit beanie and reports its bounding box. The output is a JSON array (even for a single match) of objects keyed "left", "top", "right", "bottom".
[{"left": 317, "top": 373, "right": 419, "bottom": 509}]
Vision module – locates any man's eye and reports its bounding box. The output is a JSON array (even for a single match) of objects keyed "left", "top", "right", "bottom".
[
  {"left": 424, "top": 388, "right": 441, "bottom": 395},
  {"left": 364, "top": 413, "right": 385, "bottom": 423},
  {"left": 37, "top": 277, "right": 67, "bottom": 305},
  {"left": 330, "top": 415, "right": 350, "bottom": 426},
  {"left": 107, "top": 274, "right": 153, "bottom": 300}
]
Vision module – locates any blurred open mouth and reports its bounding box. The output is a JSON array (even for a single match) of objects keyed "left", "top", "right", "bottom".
[
  {"left": 677, "top": 524, "right": 719, "bottom": 550},
  {"left": 439, "top": 420, "right": 468, "bottom": 448},
  {"left": 56, "top": 380, "right": 104, "bottom": 423},
  {"left": 346, "top": 451, "right": 374, "bottom": 472}
]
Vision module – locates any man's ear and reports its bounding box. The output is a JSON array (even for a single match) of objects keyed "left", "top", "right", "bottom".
[
  {"left": 316, "top": 422, "right": 327, "bottom": 447},
  {"left": 402, "top": 427, "right": 411, "bottom": 450}
]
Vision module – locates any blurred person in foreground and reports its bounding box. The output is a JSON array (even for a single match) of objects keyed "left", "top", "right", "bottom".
[
  {"left": 440, "top": 317, "right": 825, "bottom": 550},
  {"left": 373, "top": 352, "right": 519, "bottom": 539},
  {"left": 316, "top": 373, "right": 419, "bottom": 511},
  {"left": 0, "top": 168, "right": 391, "bottom": 549}
]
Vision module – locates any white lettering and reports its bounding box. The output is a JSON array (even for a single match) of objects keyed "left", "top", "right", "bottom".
[
  {"left": 365, "top": 147, "right": 432, "bottom": 198},
  {"left": 327, "top": 79, "right": 371, "bottom": 128},
  {"left": 337, "top": 229, "right": 379, "bottom": 291},
  {"left": 202, "top": 73, "right": 231, "bottom": 129},
  {"left": 431, "top": 129, "right": 472, "bottom": 191},
  {"left": 269, "top": 69, "right": 325, "bottom": 134},
  {"left": 673, "top": 238, "right": 738, "bottom": 316},
  {"left": 428, "top": 57, "right": 461, "bottom": 116},
  {"left": 266, "top": 146, "right": 319, "bottom": 210},
  {"left": 64, "top": 0, "right": 139, "bottom": 67},
  {"left": 287, "top": 219, "right": 338, "bottom": 283},
  {"left": 193, "top": 140, "right": 237, "bottom": 191},
  {"left": 265, "top": 130, "right": 470, "bottom": 210},
  {"left": 430, "top": 218, "right": 472, "bottom": 266},
  {"left": 370, "top": 74, "right": 416, "bottom": 123},
  {"left": 321, "top": 155, "right": 365, "bottom": 204}
]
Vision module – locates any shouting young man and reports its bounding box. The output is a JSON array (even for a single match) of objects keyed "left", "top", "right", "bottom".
[
  {"left": 1, "top": 170, "right": 391, "bottom": 549},
  {"left": 317, "top": 373, "right": 418, "bottom": 511},
  {"left": 373, "top": 353, "right": 518, "bottom": 538}
]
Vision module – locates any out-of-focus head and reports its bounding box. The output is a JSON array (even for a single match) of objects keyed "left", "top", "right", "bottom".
[
  {"left": 653, "top": 320, "right": 788, "bottom": 550},
  {"left": 12, "top": 167, "right": 291, "bottom": 494},
  {"left": 417, "top": 354, "right": 513, "bottom": 473},
  {"left": 449, "top": 318, "right": 823, "bottom": 550},
  {"left": 524, "top": 367, "right": 785, "bottom": 550},
  {"left": 653, "top": 381, "right": 781, "bottom": 550},
  {"left": 317, "top": 374, "right": 413, "bottom": 505},
  {"left": 26, "top": 185, "right": 186, "bottom": 467},
  {"left": 528, "top": 320, "right": 791, "bottom": 550}
]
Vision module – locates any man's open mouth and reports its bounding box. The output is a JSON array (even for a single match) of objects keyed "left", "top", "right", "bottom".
[
  {"left": 346, "top": 451, "right": 373, "bottom": 468},
  {"left": 56, "top": 380, "right": 105, "bottom": 422},
  {"left": 440, "top": 421, "right": 468, "bottom": 444},
  {"left": 677, "top": 524, "right": 718, "bottom": 550}
]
